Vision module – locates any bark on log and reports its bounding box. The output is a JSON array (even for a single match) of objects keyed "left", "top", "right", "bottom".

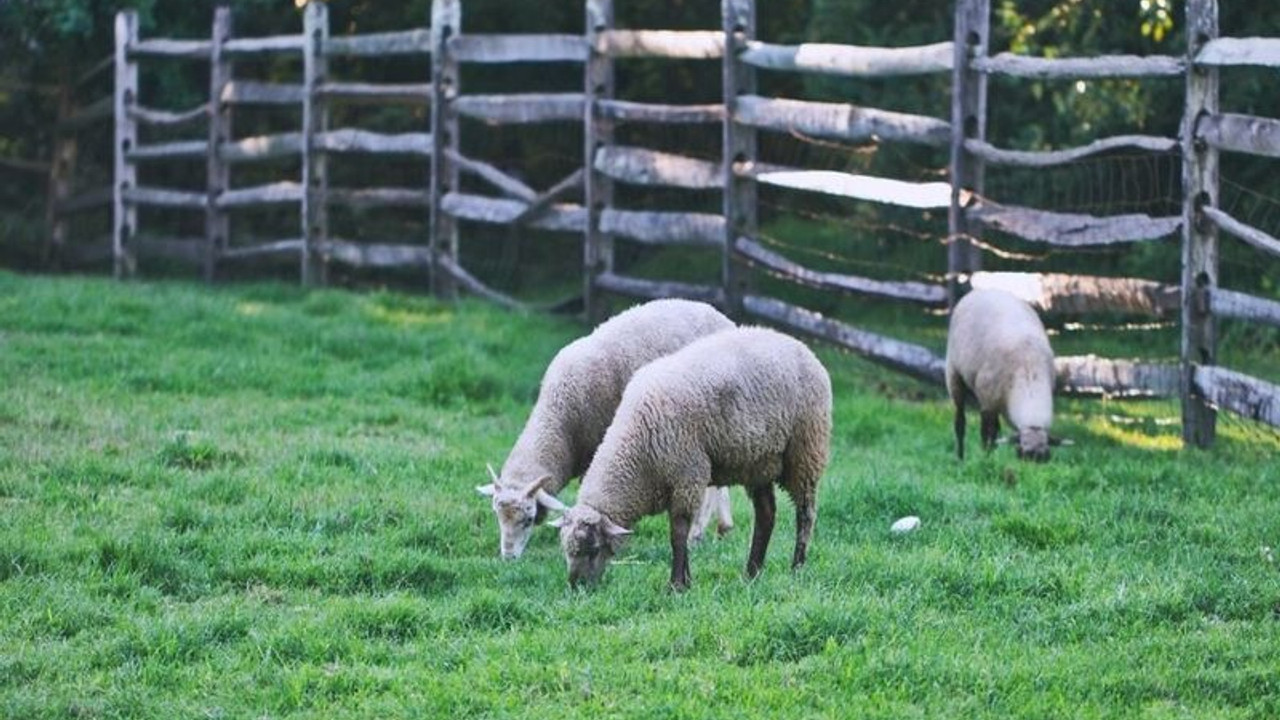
[
  {"left": 737, "top": 237, "right": 946, "bottom": 304},
  {"left": 123, "top": 187, "right": 205, "bottom": 209},
  {"left": 450, "top": 34, "right": 587, "bottom": 63},
  {"left": 739, "top": 163, "right": 954, "bottom": 209},
  {"left": 1196, "top": 37, "right": 1280, "bottom": 68},
  {"left": 317, "top": 82, "right": 433, "bottom": 104},
  {"left": 321, "top": 239, "right": 431, "bottom": 267},
  {"left": 1197, "top": 112, "right": 1280, "bottom": 159},
  {"left": 734, "top": 95, "right": 949, "bottom": 147},
  {"left": 739, "top": 40, "right": 953, "bottom": 76},
  {"left": 223, "top": 35, "right": 304, "bottom": 55},
  {"left": 597, "top": 100, "right": 723, "bottom": 124},
  {"left": 220, "top": 133, "right": 304, "bottom": 163},
  {"left": 599, "top": 209, "right": 725, "bottom": 246},
  {"left": 742, "top": 294, "right": 946, "bottom": 384},
  {"left": 315, "top": 129, "right": 432, "bottom": 156},
  {"left": 968, "top": 202, "right": 1181, "bottom": 246},
  {"left": 220, "top": 239, "right": 304, "bottom": 260},
  {"left": 593, "top": 145, "right": 722, "bottom": 189},
  {"left": 436, "top": 254, "right": 531, "bottom": 311},
  {"left": 596, "top": 30, "right": 724, "bottom": 59},
  {"left": 1054, "top": 356, "right": 1180, "bottom": 397},
  {"left": 324, "top": 29, "right": 431, "bottom": 56},
  {"left": 1201, "top": 206, "right": 1280, "bottom": 258},
  {"left": 327, "top": 187, "right": 430, "bottom": 208},
  {"left": 441, "top": 192, "right": 587, "bottom": 232},
  {"left": 1194, "top": 365, "right": 1280, "bottom": 428},
  {"left": 222, "top": 81, "right": 305, "bottom": 105},
  {"left": 130, "top": 103, "right": 209, "bottom": 126},
  {"left": 454, "top": 93, "right": 585, "bottom": 124},
  {"left": 964, "top": 135, "right": 1178, "bottom": 167},
  {"left": 1209, "top": 287, "right": 1280, "bottom": 328},
  {"left": 127, "top": 140, "right": 209, "bottom": 161},
  {"left": 968, "top": 271, "right": 1181, "bottom": 317},
  {"left": 216, "top": 182, "right": 304, "bottom": 208},
  {"left": 973, "top": 53, "right": 1183, "bottom": 78}
]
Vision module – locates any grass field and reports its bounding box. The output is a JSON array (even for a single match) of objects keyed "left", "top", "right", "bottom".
[{"left": 2, "top": 270, "right": 1279, "bottom": 719}]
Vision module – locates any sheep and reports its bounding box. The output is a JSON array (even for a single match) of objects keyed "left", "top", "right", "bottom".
[
  {"left": 550, "top": 326, "right": 832, "bottom": 590},
  {"left": 476, "top": 299, "right": 735, "bottom": 559},
  {"left": 945, "top": 288, "right": 1055, "bottom": 462}
]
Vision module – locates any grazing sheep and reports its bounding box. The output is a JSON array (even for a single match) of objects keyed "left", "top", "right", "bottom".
[
  {"left": 551, "top": 326, "right": 832, "bottom": 590},
  {"left": 477, "top": 299, "right": 735, "bottom": 559},
  {"left": 946, "top": 288, "right": 1055, "bottom": 462}
]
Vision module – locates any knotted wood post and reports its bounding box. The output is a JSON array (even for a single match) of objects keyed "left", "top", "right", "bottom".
[
  {"left": 429, "top": 0, "right": 461, "bottom": 299},
  {"left": 947, "top": 0, "right": 989, "bottom": 304},
  {"left": 112, "top": 11, "right": 139, "bottom": 279},
  {"left": 1181, "top": 0, "right": 1220, "bottom": 448},
  {"left": 205, "top": 6, "right": 233, "bottom": 282},
  {"left": 584, "top": 0, "right": 616, "bottom": 322},
  {"left": 722, "top": 0, "right": 756, "bottom": 320},
  {"left": 301, "top": 0, "right": 330, "bottom": 286}
]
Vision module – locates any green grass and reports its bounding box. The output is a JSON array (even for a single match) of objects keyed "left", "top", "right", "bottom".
[{"left": 2, "top": 270, "right": 1279, "bottom": 719}]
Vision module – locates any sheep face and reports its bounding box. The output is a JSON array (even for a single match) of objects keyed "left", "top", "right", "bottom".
[
  {"left": 1016, "top": 427, "right": 1051, "bottom": 463},
  {"left": 476, "top": 469, "right": 565, "bottom": 559},
  {"left": 550, "top": 507, "right": 631, "bottom": 587}
]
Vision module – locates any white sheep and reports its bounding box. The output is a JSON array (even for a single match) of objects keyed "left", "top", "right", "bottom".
[
  {"left": 945, "top": 288, "right": 1055, "bottom": 462},
  {"left": 476, "top": 299, "right": 735, "bottom": 559},
  {"left": 551, "top": 326, "right": 832, "bottom": 590}
]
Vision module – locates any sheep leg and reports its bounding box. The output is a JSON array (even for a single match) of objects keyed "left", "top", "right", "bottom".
[
  {"left": 715, "top": 487, "right": 734, "bottom": 537},
  {"left": 690, "top": 488, "right": 717, "bottom": 544},
  {"left": 953, "top": 396, "right": 967, "bottom": 460},
  {"left": 980, "top": 411, "right": 1001, "bottom": 451},
  {"left": 746, "top": 484, "right": 776, "bottom": 579},
  {"left": 791, "top": 494, "right": 815, "bottom": 570},
  {"left": 668, "top": 511, "right": 693, "bottom": 591}
]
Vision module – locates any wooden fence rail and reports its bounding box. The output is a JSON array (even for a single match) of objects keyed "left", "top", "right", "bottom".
[{"left": 24, "top": 0, "right": 1279, "bottom": 448}]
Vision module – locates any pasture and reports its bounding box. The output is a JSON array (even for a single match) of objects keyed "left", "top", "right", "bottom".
[{"left": 2, "top": 270, "right": 1278, "bottom": 718}]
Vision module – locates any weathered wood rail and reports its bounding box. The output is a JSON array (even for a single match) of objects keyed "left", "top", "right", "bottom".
[{"left": 26, "top": 0, "right": 1276, "bottom": 448}]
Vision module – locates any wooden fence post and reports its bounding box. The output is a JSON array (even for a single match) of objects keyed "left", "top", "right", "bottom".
[
  {"left": 112, "top": 10, "right": 139, "bottom": 279},
  {"left": 1181, "top": 0, "right": 1220, "bottom": 448},
  {"left": 301, "top": 0, "right": 330, "bottom": 286},
  {"left": 205, "top": 6, "right": 233, "bottom": 283},
  {"left": 584, "top": 0, "right": 616, "bottom": 322},
  {"left": 947, "top": 0, "right": 989, "bottom": 303},
  {"left": 430, "top": 0, "right": 461, "bottom": 299},
  {"left": 46, "top": 74, "right": 77, "bottom": 269},
  {"left": 722, "top": 0, "right": 757, "bottom": 319}
]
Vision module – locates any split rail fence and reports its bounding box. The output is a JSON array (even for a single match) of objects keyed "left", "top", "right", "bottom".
[{"left": 32, "top": 0, "right": 1280, "bottom": 446}]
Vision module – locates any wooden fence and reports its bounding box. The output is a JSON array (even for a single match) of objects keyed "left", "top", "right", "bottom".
[{"left": 28, "top": 0, "right": 1280, "bottom": 445}]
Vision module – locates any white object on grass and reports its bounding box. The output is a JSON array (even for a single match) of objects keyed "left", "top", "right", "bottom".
[{"left": 890, "top": 516, "right": 921, "bottom": 534}]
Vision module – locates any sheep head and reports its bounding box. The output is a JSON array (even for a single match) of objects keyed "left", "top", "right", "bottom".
[
  {"left": 1015, "top": 427, "right": 1051, "bottom": 463},
  {"left": 549, "top": 506, "right": 631, "bottom": 588},
  {"left": 476, "top": 464, "right": 565, "bottom": 559}
]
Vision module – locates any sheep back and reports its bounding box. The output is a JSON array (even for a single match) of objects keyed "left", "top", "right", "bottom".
[
  {"left": 502, "top": 299, "right": 734, "bottom": 492},
  {"left": 945, "top": 288, "right": 1054, "bottom": 432},
  {"left": 577, "top": 326, "right": 832, "bottom": 525}
]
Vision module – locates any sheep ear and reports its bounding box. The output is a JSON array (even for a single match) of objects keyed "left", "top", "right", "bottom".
[
  {"left": 1048, "top": 435, "right": 1074, "bottom": 447},
  {"left": 486, "top": 463, "right": 501, "bottom": 484},
  {"left": 547, "top": 515, "right": 568, "bottom": 529},
  {"left": 522, "top": 474, "right": 555, "bottom": 499},
  {"left": 535, "top": 489, "right": 567, "bottom": 512},
  {"left": 602, "top": 518, "right": 632, "bottom": 538},
  {"left": 476, "top": 483, "right": 496, "bottom": 497}
]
